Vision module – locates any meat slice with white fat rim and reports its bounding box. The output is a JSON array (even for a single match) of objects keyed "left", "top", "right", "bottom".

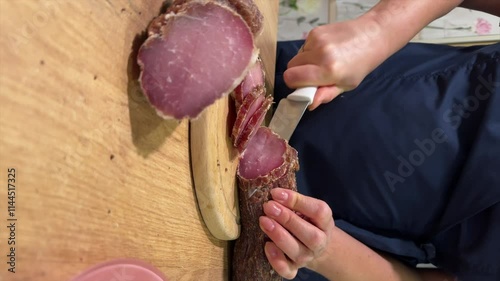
[
  {"left": 233, "top": 57, "right": 266, "bottom": 110},
  {"left": 168, "top": 0, "right": 264, "bottom": 36},
  {"left": 232, "top": 86, "right": 271, "bottom": 151},
  {"left": 138, "top": 2, "right": 258, "bottom": 119}
]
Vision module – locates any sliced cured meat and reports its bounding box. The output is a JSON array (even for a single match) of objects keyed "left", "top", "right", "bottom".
[
  {"left": 238, "top": 127, "right": 287, "bottom": 180},
  {"left": 232, "top": 86, "right": 267, "bottom": 146},
  {"left": 233, "top": 94, "right": 272, "bottom": 152},
  {"left": 234, "top": 84, "right": 265, "bottom": 112},
  {"left": 238, "top": 130, "right": 298, "bottom": 187},
  {"left": 234, "top": 58, "right": 266, "bottom": 109},
  {"left": 169, "top": 0, "right": 264, "bottom": 36},
  {"left": 233, "top": 127, "right": 299, "bottom": 281},
  {"left": 138, "top": 2, "right": 258, "bottom": 119},
  {"left": 232, "top": 92, "right": 262, "bottom": 146},
  {"left": 235, "top": 96, "right": 271, "bottom": 152},
  {"left": 225, "top": 0, "right": 264, "bottom": 37}
]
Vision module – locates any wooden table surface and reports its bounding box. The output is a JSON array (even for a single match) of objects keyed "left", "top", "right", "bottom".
[{"left": 0, "top": 1, "right": 279, "bottom": 280}]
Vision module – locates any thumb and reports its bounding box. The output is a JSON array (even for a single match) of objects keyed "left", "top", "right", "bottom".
[
  {"left": 308, "top": 86, "right": 344, "bottom": 111},
  {"left": 283, "top": 64, "right": 328, "bottom": 89}
]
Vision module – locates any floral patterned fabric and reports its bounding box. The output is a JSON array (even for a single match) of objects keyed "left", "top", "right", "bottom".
[
  {"left": 278, "top": 0, "right": 330, "bottom": 40},
  {"left": 278, "top": 0, "right": 500, "bottom": 43}
]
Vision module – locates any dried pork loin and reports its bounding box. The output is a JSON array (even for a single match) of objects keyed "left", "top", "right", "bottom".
[
  {"left": 138, "top": 1, "right": 258, "bottom": 119},
  {"left": 233, "top": 127, "right": 299, "bottom": 281}
]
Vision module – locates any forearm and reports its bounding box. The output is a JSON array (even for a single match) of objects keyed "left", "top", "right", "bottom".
[
  {"left": 258, "top": 188, "right": 456, "bottom": 280},
  {"left": 309, "top": 226, "right": 423, "bottom": 281},
  {"left": 360, "top": 0, "right": 463, "bottom": 59},
  {"left": 309, "top": 226, "right": 456, "bottom": 281}
]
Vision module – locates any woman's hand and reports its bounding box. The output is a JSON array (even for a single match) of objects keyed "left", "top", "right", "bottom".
[
  {"left": 260, "top": 188, "right": 459, "bottom": 281},
  {"left": 284, "top": 17, "right": 391, "bottom": 110},
  {"left": 259, "top": 188, "right": 335, "bottom": 279},
  {"left": 285, "top": 0, "right": 466, "bottom": 111},
  {"left": 285, "top": 18, "right": 391, "bottom": 110}
]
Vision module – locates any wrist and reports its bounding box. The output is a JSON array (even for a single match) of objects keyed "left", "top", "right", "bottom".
[
  {"left": 305, "top": 225, "right": 423, "bottom": 281},
  {"left": 306, "top": 225, "right": 339, "bottom": 276},
  {"left": 337, "top": 14, "right": 392, "bottom": 81},
  {"left": 357, "top": 8, "right": 393, "bottom": 56},
  {"left": 360, "top": 0, "right": 462, "bottom": 52}
]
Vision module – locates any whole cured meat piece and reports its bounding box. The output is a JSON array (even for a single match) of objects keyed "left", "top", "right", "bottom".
[
  {"left": 169, "top": 0, "right": 264, "bottom": 36},
  {"left": 233, "top": 58, "right": 266, "bottom": 109},
  {"left": 138, "top": 2, "right": 258, "bottom": 119},
  {"left": 233, "top": 127, "right": 299, "bottom": 281}
]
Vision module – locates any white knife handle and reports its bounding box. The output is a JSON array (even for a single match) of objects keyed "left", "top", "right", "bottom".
[{"left": 287, "top": 87, "right": 318, "bottom": 105}]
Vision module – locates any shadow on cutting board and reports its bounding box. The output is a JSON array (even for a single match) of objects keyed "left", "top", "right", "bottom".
[{"left": 125, "top": 29, "right": 179, "bottom": 157}]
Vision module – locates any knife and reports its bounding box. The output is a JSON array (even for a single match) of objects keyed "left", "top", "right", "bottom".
[{"left": 268, "top": 86, "right": 317, "bottom": 141}]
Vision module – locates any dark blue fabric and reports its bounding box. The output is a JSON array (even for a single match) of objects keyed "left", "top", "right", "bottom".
[{"left": 274, "top": 40, "right": 500, "bottom": 281}]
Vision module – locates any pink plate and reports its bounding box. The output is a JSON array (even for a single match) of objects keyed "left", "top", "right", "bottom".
[{"left": 70, "top": 258, "right": 168, "bottom": 281}]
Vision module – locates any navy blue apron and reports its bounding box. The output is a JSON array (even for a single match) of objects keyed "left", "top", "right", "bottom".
[{"left": 274, "top": 40, "right": 500, "bottom": 281}]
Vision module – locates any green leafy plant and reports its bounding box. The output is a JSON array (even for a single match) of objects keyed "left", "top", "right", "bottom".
[{"left": 280, "top": 0, "right": 299, "bottom": 10}]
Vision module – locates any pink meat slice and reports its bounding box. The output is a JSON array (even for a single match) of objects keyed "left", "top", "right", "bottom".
[
  {"left": 138, "top": 2, "right": 258, "bottom": 119},
  {"left": 238, "top": 127, "right": 287, "bottom": 179},
  {"left": 235, "top": 95, "right": 272, "bottom": 152},
  {"left": 232, "top": 89, "right": 263, "bottom": 146},
  {"left": 234, "top": 58, "right": 265, "bottom": 109},
  {"left": 169, "top": 0, "right": 264, "bottom": 36},
  {"left": 237, "top": 128, "right": 297, "bottom": 186}
]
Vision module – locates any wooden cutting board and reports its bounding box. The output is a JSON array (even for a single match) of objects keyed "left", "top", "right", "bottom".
[{"left": 190, "top": 0, "right": 279, "bottom": 240}]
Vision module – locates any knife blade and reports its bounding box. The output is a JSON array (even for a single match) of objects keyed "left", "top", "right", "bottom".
[{"left": 268, "top": 86, "right": 317, "bottom": 141}]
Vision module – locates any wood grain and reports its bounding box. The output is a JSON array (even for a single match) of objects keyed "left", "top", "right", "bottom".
[
  {"left": 191, "top": 94, "right": 241, "bottom": 241},
  {"left": 0, "top": 0, "right": 278, "bottom": 280},
  {"left": 190, "top": 0, "right": 280, "bottom": 241}
]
